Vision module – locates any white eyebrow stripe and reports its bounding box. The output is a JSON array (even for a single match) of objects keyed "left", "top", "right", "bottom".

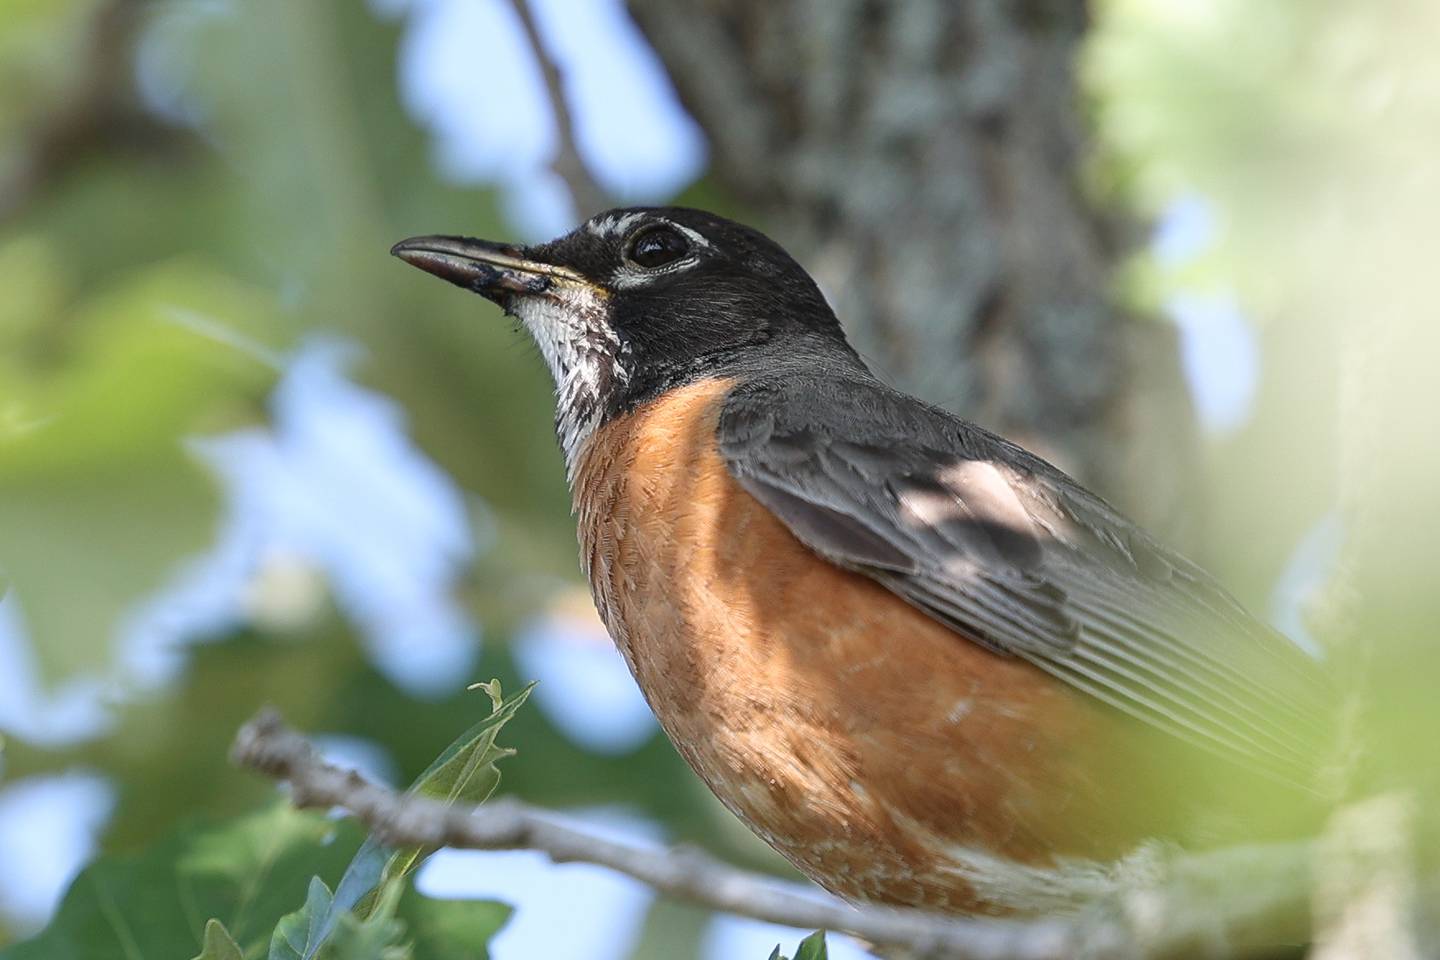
[
  {"left": 668, "top": 222, "right": 713, "bottom": 249},
  {"left": 584, "top": 214, "right": 713, "bottom": 252},
  {"left": 585, "top": 212, "right": 644, "bottom": 238}
]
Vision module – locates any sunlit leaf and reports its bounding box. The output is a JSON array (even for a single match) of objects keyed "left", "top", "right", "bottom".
[
  {"left": 269, "top": 878, "right": 337, "bottom": 960},
  {"left": 300, "top": 681, "right": 533, "bottom": 959},
  {"left": 324, "top": 879, "right": 411, "bottom": 960},
  {"left": 397, "top": 893, "right": 509, "bottom": 960},
  {"left": 793, "top": 930, "right": 828, "bottom": 960},
  {"left": 193, "top": 920, "right": 244, "bottom": 960},
  {"left": 764, "top": 930, "right": 828, "bottom": 960}
]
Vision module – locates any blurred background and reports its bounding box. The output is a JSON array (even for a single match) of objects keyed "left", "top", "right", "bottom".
[{"left": 1, "top": 0, "right": 1437, "bottom": 956}]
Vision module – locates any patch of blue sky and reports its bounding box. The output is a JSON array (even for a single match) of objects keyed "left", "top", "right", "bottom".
[
  {"left": 1269, "top": 511, "right": 1343, "bottom": 659},
  {"left": 1168, "top": 290, "right": 1260, "bottom": 434},
  {"left": 0, "top": 597, "right": 112, "bottom": 749},
  {"left": 180, "top": 338, "right": 481, "bottom": 699},
  {"left": 525, "top": 0, "right": 706, "bottom": 201},
  {"left": 512, "top": 602, "right": 657, "bottom": 755},
  {"left": 0, "top": 773, "right": 114, "bottom": 933},
  {"left": 311, "top": 734, "right": 400, "bottom": 788},
  {"left": 416, "top": 807, "right": 869, "bottom": 960},
  {"left": 1152, "top": 193, "right": 1217, "bottom": 267},
  {"left": 1152, "top": 196, "right": 1260, "bottom": 435},
  {"left": 417, "top": 807, "right": 660, "bottom": 960},
  {"left": 387, "top": 0, "right": 705, "bottom": 237}
]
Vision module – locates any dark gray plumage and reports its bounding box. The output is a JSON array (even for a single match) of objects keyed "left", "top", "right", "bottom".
[{"left": 719, "top": 371, "right": 1332, "bottom": 786}]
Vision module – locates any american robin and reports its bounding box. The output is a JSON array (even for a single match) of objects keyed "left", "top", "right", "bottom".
[{"left": 392, "top": 208, "right": 1332, "bottom": 916}]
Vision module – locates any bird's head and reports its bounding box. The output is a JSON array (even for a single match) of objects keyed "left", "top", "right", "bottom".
[{"left": 391, "top": 207, "right": 855, "bottom": 465}]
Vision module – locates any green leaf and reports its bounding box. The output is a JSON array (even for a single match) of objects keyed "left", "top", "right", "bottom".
[
  {"left": 767, "top": 931, "right": 829, "bottom": 960},
  {"left": 193, "top": 920, "right": 245, "bottom": 960},
  {"left": 325, "top": 880, "right": 407, "bottom": 960},
  {"left": 273, "top": 875, "right": 507, "bottom": 960},
  {"left": 327, "top": 915, "right": 407, "bottom": 960},
  {"left": 381, "top": 680, "right": 535, "bottom": 882},
  {"left": 300, "top": 681, "right": 533, "bottom": 960},
  {"left": 269, "top": 878, "right": 336, "bottom": 960},
  {"left": 0, "top": 803, "right": 362, "bottom": 960},
  {"left": 396, "top": 891, "right": 509, "bottom": 960},
  {"left": 0, "top": 796, "right": 508, "bottom": 960},
  {"left": 793, "top": 930, "right": 829, "bottom": 960}
]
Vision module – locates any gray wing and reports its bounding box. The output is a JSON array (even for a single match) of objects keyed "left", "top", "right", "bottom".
[{"left": 718, "top": 375, "right": 1332, "bottom": 786}]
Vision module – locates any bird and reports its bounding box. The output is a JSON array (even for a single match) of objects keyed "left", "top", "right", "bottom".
[{"left": 391, "top": 208, "right": 1334, "bottom": 916}]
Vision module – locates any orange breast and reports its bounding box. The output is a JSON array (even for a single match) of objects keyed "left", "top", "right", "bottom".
[{"left": 570, "top": 378, "right": 1173, "bottom": 914}]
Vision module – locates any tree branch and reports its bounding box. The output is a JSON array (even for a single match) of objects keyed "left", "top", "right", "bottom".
[
  {"left": 0, "top": 0, "right": 188, "bottom": 223},
  {"left": 506, "top": 0, "right": 611, "bottom": 219},
  {"left": 231, "top": 708, "right": 1320, "bottom": 960}
]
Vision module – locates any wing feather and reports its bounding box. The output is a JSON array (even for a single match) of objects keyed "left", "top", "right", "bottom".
[{"left": 719, "top": 376, "right": 1332, "bottom": 786}]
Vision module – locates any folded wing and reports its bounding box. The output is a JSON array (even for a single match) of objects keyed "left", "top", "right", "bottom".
[{"left": 718, "top": 375, "right": 1332, "bottom": 786}]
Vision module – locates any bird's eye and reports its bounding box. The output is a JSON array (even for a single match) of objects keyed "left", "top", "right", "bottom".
[{"left": 626, "top": 225, "right": 691, "bottom": 269}]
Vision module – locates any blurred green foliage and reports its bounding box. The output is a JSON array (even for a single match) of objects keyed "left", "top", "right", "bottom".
[
  {"left": 1088, "top": 0, "right": 1346, "bottom": 604},
  {"left": 1, "top": 804, "right": 368, "bottom": 960},
  {"left": 1092, "top": 0, "right": 1440, "bottom": 823},
  {"left": 4, "top": 676, "right": 532, "bottom": 959},
  {"left": 2, "top": 0, "right": 1437, "bottom": 955},
  {"left": 0, "top": 802, "right": 511, "bottom": 960},
  {"left": 0, "top": 255, "right": 277, "bottom": 680}
]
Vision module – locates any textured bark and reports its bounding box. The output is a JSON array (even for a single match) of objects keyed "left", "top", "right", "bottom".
[{"left": 627, "top": 0, "right": 1198, "bottom": 539}]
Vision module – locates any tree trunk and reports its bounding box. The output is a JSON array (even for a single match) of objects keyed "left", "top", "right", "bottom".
[{"left": 627, "top": 0, "right": 1198, "bottom": 540}]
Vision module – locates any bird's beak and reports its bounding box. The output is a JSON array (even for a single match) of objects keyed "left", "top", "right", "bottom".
[{"left": 390, "top": 235, "right": 589, "bottom": 306}]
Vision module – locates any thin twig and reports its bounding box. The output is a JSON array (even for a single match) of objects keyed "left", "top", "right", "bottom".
[
  {"left": 505, "top": 0, "right": 612, "bottom": 219},
  {"left": 0, "top": 0, "right": 185, "bottom": 223},
  {"left": 231, "top": 708, "right": 1322, "bottom": 960}
]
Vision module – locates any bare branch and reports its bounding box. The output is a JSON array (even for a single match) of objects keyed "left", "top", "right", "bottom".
[
  {"left": 0, "top": 0, "right": 188, "bottom": 223},
  {"left": 231, "top": 708, "right": 1320, "bottom": 960},
  {"left": 506, "top": 0, "right": 611, "bottom": 220}
]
